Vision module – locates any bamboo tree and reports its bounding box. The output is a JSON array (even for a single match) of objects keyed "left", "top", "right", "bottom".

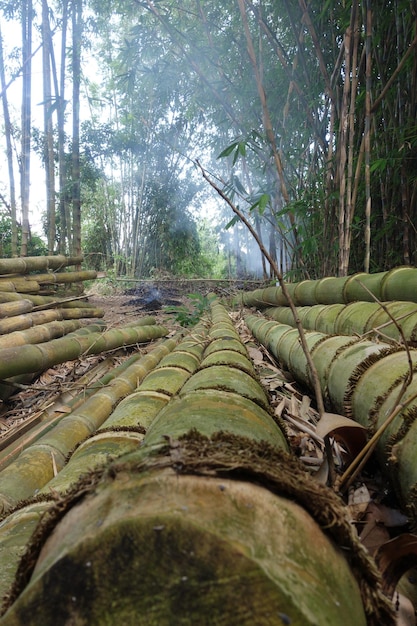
[
  {"left": 41, "top": 0, "right": 56, "bottom": 255},
  {"left": 20, "top": 0, "right": 32, "bottom": 257},
  {"left": 363, "top": 0, "right": 372, "bottom": 273},
  {"left": 58, "top": 0, "right": 70, "bottom": 253},
  {"left": 71, "top": 0, "right": 82, "bottom": 257},
  {"left": 0, "top": 22, "right": 18, "bottom": 256}
]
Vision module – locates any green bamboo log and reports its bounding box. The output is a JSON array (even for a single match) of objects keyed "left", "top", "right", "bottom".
[
  {"left": 58, "top": 307, "right": 104, "bottom": 319},
  {"left": 0, "top": 322, "right": 167, "bottom": 379},
  {"left": 265, "top": 301, "right": 417, "bottom": 344},
  {"left": 246, "top": 314, "right": 417, "bottom": 524},
  {"left": 0, "top": 353, "right": 152, "bottom": 470},
  {"left": 0, "top": 323, "right": 107, "bottom": 400},
  {"left": 0, "top": 280, "right": 40, "bottom": 294},
  {"left": 0, "top": 300, "right": 33, "bottom": 319},
  {"left": 0, "top": 255, "right": 83, "bottom": 275},
  {"left": 0, "top": 310, "right": 61, "bottom": 334},
  {"left": 0, "top": 335, "right": 178, "bottom": 513},
  {"left": 233, "top": 266, "right": 417, "bottom": 308},
  {"left": 0, "top": 292, "right": 93, "bottom": 309},
  {"left": 33, "top": 324, "right": 209, "bottom": 495},
  {"left": 0, "top": 320, "right": 85, "bottom": 401},
  {"left": 28, "top": 270, "right": 97, "bottom": 284},
  {"left": 145, "top": 301, "right": 288, "bottom": 449}
]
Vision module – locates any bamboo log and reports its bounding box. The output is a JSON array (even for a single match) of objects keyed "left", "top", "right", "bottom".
[
  {"left": 0, "top": 354, "right": 150, "bottom": 469},
  {"left": 0, "top": 319, "right": 84, "bottom": 349},
  {"left": 0, "top": 300, "right": 33, "bottom": 319},
  {"left": 0, "top": 322, "right": 168, "bottom": 379},
  {"left": 265, "top": 300, "right": 417, "bottom": 344},
  {"left": 245, "top": 314, "right": 417, "bottom": 525},
  {"left": 0, "top": 255, "right": 83, "bottom": 275},
  {"left": 233, "top": 265, "right": 417, "bottom": 307},
  {"left": 34, "top": 324, "right": 208, "bottom": 495},
  {"left": 0, "top": 335, "right": 178, "bottom": 513},
  {"left": 0, "top": 280, "right": 40, "bottom": 294},
  {"left": 27, "top": 270, "right": 97, "bottom": 284}
]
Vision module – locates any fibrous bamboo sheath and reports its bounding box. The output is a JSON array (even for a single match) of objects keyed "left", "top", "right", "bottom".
[
  {"left": 245, "top": 314, "right": 417, "bottom": 525},
  {"left": 233, "top": 265, "right": 417, "bottom": 307},
  {"left": 0, "top": 301, "right": 394, "bottom": 625}
]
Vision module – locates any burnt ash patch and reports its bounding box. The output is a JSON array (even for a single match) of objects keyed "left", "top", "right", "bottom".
[{"left": 124, "top": 283, "right": 183, "bottom": 312}]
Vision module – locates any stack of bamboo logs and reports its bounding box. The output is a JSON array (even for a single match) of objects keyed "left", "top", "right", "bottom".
[
  {"left": 235, "top": 268, "right": 417, "bottom": 529},
  {"left": 0, "top": 255, "right": 169, "bottom": 401},
  {"left": 0, "top": 296, "right": 393, "bottom": 625}
]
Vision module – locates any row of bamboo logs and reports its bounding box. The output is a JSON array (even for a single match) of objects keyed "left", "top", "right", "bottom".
[{"left": 3, "top": 262, "right": 417, "bottom": 623}]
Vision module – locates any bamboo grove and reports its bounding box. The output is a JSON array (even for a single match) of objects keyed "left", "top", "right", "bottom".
[{"left": 1, "top": 1, "right": 416, "bottom": 278}]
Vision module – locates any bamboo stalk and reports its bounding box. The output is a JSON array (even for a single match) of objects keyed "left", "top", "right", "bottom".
[
  {"left": 0, "top": 300, "right": 33, "bottom": 319},
  {"left": 0, "top": 255, "right": 83, "bottom": 275},
  {"left": 233, "top": 266, "right": 417, "bottom": 307},
  {"left": 0, "top": 322, "right": 168, "bottom": 379}
]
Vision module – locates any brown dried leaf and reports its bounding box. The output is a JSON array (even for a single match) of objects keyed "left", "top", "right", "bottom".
[
  {"left": 275, "top": 398, "right": 286, "bottom": 418},
  {"left": 299, "top": 395, "right": 311, "bottom": 421},
  {"left": 313, "top": 457, "right": 329, "bottom": 484},
  {"left": 360, "top": 515, "right": 390, "bottom": 556},
  {"left": 316, "top": 412, "right": 367, "bottom": 460},
  {"left": 375, "top": 534, "right": 417, "bottom": 597}
]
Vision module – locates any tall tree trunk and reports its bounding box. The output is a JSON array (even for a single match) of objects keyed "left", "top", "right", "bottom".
[
  {"left": 363, "top": 0, "right": 372, "bottom": 272},
  {"left": 0, "top": 22, "right": 18, "bottom": 256},
  {"left": 41, "top": 0, "right": 56, "bottom": 255},
  {"left": 71, "top": 0, "right": 82, "bottom": 258},
  {"left": 20, "top": 0, "right": 33, "bottom": 257},
  {"left": 58, "top": 0, "right": 69, "bottom": 253}
]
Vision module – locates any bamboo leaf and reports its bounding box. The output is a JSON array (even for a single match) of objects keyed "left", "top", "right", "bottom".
[{"left": 217, "top": 142, "right": 238, "bottom": 158}]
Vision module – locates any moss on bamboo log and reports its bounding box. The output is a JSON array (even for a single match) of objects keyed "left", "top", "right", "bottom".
[{"left": 0, "top": 434, "right": 394, "bottom": 625}]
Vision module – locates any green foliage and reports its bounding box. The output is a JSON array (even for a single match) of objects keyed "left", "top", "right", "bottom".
[
  {"left": 165, "top": 292, "right": 209, "bottom": 327},
  {"left": 0, "top": 212, "right": 47, "bottom": 257}
]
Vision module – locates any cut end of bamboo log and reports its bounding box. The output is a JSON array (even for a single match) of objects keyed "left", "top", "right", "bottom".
[{"left": 1, "top": 432, "right": 392, "bottom": 626}]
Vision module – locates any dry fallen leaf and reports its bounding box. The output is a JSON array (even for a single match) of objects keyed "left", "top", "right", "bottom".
[
  {"left": 247, "top": 345, "right": 264, "bottom": 365},
  {"left": 316, "top": 412, "right": 367, "bottom": 461},
  {"left": 375, "top": 534, "right": 417, "bottom": 597}
]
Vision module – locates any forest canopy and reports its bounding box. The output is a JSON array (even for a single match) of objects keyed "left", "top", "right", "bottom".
[{"left": 0, "top": 0, "right": 416, "bottom": 279}]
